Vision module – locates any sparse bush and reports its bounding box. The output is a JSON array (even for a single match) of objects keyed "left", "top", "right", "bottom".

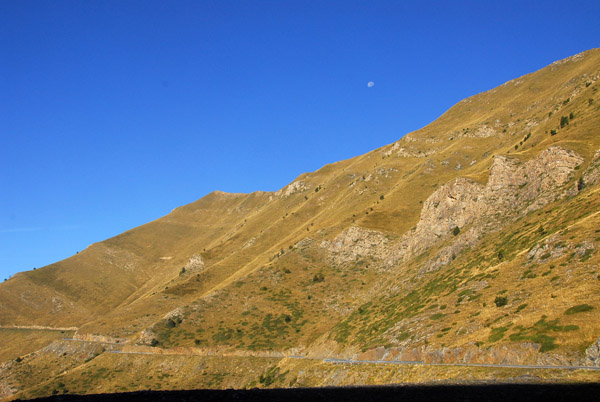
[
  {"left": 494, "top": 296, "right": 508, "bottom": 307},
  {"left": 560, "top": 115, "right": 569, "bottom": 128},
  {"left": 550, "top": 129, "right": 557, "bottom": 136},
  {"left": 516, "top": 303, "right": 528, "bottom": 313},
  {"left": 569, "top": 112, "right": 574, "bottom": 120},
  {"left": 312, "top": 273, "right": 325, "bottom": 283},
  {"left": 565, "top": 304, "right": 594, "bottom": 315},
  {"left": 452, "top": 226, "right": 460, "bottom": 236},
  {"left": 380, "top": 194, "right": 384, "bottom": 200},
  {"left": 578, "top": 177, "right": 585, "bottom": 191}
]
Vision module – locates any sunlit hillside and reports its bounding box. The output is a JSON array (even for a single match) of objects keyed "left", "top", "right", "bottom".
[{"left": 1, "top": 49, "right": 600, "bottom": 400}]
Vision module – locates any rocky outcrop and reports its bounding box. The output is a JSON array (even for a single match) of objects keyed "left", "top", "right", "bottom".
[
  {"left": 276, "top": 180, "right": 310, "bottom": 198},
  {"left": 322, "top": 227, "right": 389, "bottom": 265},
  {"left": 184, "top": 254, "right": 205, "bottom": 272},
  {"left": 358, "top": 343, "right": 542, "bottom": 365},
  {"left": 584, "top": 337, "right": 600, "bottom": 366},
  {"left": 385, "top": 146, "right": 583, "bottom": 270},
  {"left": 325, "top": 146, "right": 587, "bottom": 273},
  {"left": 582, "top": 149, "right": 600, "bottom": 187},
  {"left": 356, "top": 342, "right": 584, "bottom": 366},
  {"left": 388, "top": 144, "right": 437, "bottom": 158}
]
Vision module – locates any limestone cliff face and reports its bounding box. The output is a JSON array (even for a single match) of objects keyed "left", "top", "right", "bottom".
[
  {"left": 322, "top": 227, "right": 390, "bottom": 265},
  {"left": 325, "top": 146, "right": 587, "bottom": 275}
]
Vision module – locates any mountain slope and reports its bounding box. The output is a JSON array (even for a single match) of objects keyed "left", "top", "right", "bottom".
[{"left": 1, "top": 49, "right": 600, "bottom": 399}]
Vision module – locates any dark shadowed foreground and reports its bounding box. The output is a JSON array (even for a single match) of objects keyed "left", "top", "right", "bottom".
[{"left": 22, "top": 384, "right": 600, "bottom": 402}]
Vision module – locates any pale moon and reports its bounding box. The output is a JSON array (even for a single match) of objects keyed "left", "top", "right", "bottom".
[{"left": 367, "top": 81, "right": 374, "bottom": 87}]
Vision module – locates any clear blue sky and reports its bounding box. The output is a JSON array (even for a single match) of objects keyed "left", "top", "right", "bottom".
[{"left": 1, "top": 0, "right": 599, "bottom": 280}]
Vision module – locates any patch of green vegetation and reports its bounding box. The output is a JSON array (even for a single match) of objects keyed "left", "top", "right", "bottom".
[
  {"left": 494, "top": 296, "right": 508, "bottom": 307},
  {"left": 516, "top": 303, "right": 528, "bottom": 313},
  {"left": 530, "top": 334, "right": 558, "bottom": 352},
  {"left": 508, "top": 316, "right": 579, "bottom": 352},
  {"left": 564, "top": 304, "right": 594, "bottom": 315},
  {"left": 520, "top": 269, "right": 537, "bottom": 279},
  {"left": 489, "top": 324, "right": 511, "bottom": 342},
  {"left": 580, "top": 249, "right": 593, "bottom": 262},
  {"left": 258, "top": 366, "right": 288, "bottom": 387}
]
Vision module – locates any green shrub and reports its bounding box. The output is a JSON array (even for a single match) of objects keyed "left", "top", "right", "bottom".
[
  {"left": 494, "top": 296, "right": 508, "bottom": 307},
  {"left": 531, "top": 334, "right": 557, "bottom": 352},
  {"left": 560, "top": 116, "right": 569, "bottom": 128},
  {"left": 516, "top": 303, "right": 528, "bottom": 313},
  {"left": 452, "top": 226, "right": 460, "bottom": 236},
  {"left": 564, "top": 304, "right": 594, "bottom": 315},
  {"left": 489, "top": 325, "right": 510, "bottom": 342}
]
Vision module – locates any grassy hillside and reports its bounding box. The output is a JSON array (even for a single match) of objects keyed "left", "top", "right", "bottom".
[{"left": 1, "top": 49, "right": 599, "bottom": 399}]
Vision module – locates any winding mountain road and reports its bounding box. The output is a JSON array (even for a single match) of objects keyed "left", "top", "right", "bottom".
[{"left": 95, "top": 344, "right": 600, "bottom": 371}]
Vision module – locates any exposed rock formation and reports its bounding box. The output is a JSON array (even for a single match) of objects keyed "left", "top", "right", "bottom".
[
  {"left": 322, "top": 227, "right": 389, "bottom": 265},
  {"left": 585, "top": 337, "right": 600, "bottom": 366},
  {"left": 385, "top": 146, "right": 583, "bottom": 270},
  {"left": 184, "top": 254, "right": 205, "bottom": 272}
]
